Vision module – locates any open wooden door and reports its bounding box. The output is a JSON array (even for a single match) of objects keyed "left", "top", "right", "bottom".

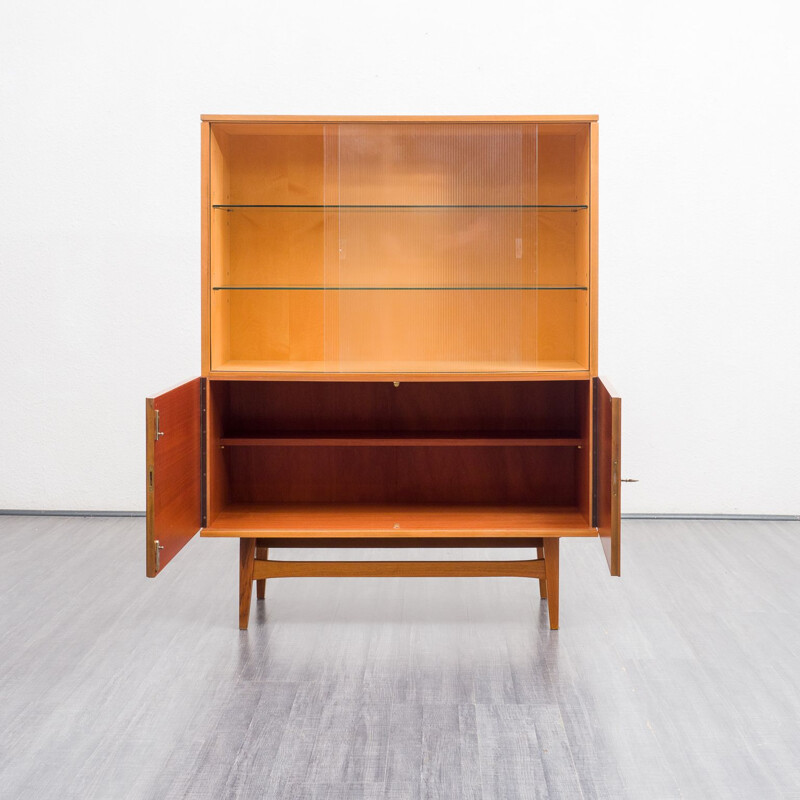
[
  {"left": 146, "top": 378, "right": 204, "bottom": 577},
  {"left": 594, "top": 377, "right": 621, "bottom": 575}
]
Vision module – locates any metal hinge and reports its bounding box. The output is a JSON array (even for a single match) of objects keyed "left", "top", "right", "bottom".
[
  {"left": 154, "top": 539, "right": 165, "bottom": 571},
  {"left": 154, "top": 410, "right": 165, "bottom": 441}
]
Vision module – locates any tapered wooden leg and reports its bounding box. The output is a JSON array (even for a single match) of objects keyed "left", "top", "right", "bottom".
[
  {"left": 542, "top": 538, "right": 559, "bottom": 630},
  {"left": 239, "top": 538, "right": 255, "bottom": 630},
  {"left": 255, "top": 539, "right": 268, "bottom": 600},
  {"left": 536, "top": 546, "right": 547, "bottom": 598}
]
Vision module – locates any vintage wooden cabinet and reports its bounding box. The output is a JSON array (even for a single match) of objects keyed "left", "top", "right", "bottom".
[{"left": 146, "top": 115, "right": 621, "bottom": 630}]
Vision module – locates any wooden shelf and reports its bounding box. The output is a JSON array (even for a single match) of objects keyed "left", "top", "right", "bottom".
[
  {"left": 219, "top": 433, "right": 583, "bottom": 447},
  {"left": 212, "top": 359, "right": 589, "bottom": 374},
  {"left": 202, "top": 504, "right": 595, "bottom": 538}
]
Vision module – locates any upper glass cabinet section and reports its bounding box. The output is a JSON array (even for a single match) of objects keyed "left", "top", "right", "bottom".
[{"left": 207, "top": 121, "right": 592, "bottom": 375}]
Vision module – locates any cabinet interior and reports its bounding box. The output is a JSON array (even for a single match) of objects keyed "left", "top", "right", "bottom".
[
  {"left": 205, "top": 380, "right": 592, "bottom": 533},
  {"left": 208, "top": 122, "right": 591, "bottom": 375}
]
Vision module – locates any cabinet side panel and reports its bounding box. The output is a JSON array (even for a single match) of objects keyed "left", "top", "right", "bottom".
[
  {"left": 201, "top": 122, "right": 211, "bottom": 375},
  {"left": 206, "top": 380, "right": 229, "bottom": 527},
  {"left": 576, "top": 380, "right": 592, "bottom": 524},
  {"left": 589, "top": 122, "right": 599, "bottom": 374}
]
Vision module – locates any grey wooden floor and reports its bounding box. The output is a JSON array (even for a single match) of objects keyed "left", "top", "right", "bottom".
[{"left": 1, "top": 517, "right": 799, "bottom": 799}]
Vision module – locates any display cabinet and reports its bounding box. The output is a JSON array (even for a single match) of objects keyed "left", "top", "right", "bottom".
[{"left": 146, "top": 115, "right": 620, "bottom": 630}]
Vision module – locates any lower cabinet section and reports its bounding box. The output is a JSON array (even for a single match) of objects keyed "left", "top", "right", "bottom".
[
  {"left": 146, "top": 378, "right": 620, "bottom": 628},
  {"left": 205, "top": 380, "right": 594, "bottom": 521}
]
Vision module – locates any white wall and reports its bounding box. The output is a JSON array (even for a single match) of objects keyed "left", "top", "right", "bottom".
[{"left": 1, "top": 0, "right": 798, "bottom": 514}]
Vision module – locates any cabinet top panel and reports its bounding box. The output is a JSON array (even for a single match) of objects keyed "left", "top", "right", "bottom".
[{"left": 201, "top": 114, "right": 598, "bottom": 124}]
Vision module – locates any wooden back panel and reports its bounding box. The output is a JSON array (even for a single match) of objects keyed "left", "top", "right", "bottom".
[
  {"left": 226, "top": 445, "right": 579, "bottom": 506},
  {"left": 214, "top": 380, "right": 589, "bottom": 508},
  {"left": 219, "top": 380, "right": 584, "bottom": 435}
]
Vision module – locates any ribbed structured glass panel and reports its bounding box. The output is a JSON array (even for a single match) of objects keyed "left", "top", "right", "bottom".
[{"left": 329, "top": 123, "right": 536, "bottom": 372}]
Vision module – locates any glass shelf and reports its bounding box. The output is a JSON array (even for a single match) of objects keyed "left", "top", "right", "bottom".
[
  {"left": 213, "top": 204, "right": 587, "bottom": 211},
  {"left": 212, "top": 285, "right": 588, "bottom": 291}
]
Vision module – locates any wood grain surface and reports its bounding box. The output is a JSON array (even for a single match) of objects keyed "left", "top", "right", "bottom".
[
  {"left": 201, "top": 114, "right": 599, "bottom": 123},
  {"left": 203, "top": 504, "right": 594, "bottom": 537},
  {"left": 250, "top": 558, "right": 546, "bottom": 580},
  {"left": 595, "top": 376, "right": 621, "bottom": 575},
  {"left": 219, "top": 380, "right": 586, "bottom": 436},
  {"left": 218, "top": 433, "right": 582, "bottom": 447},
  {"left": 239, "top": 538, "right": 255, "bottom": 629},
  {"left": 146, "top": 378, "right": 203, "bottom": 576},
  {"left": 543, "top": 538, "right": 560, "bottom": 629}
]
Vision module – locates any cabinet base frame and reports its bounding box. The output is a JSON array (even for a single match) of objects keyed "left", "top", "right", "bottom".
[{"left": 238, "top": 536, "right": 560, "bottom": 631}]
